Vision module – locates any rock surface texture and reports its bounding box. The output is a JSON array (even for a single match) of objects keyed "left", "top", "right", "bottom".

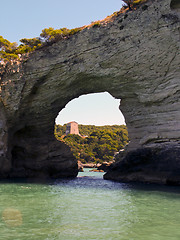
[{"left": 0, "top": 0, "right": 179, "bottom": 183}]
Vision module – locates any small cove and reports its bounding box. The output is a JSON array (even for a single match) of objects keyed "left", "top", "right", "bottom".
[{"left": 0, "top": 168, "right": 180, "bottom": 240}]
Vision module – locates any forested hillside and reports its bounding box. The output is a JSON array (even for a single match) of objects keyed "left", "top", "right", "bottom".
[{"left": 55, "top": 124, "right": 129, "bottom": 164}]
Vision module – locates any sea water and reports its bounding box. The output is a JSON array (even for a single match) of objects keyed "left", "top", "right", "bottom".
[{"left": 0, "top": 168, "right": 180, "bottom": 240}]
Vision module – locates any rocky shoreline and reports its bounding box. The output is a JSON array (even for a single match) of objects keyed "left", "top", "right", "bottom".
[
  {"left": 78, "top": 161, "right": 113, "bottom": 173},
  {"left": 104, "top": 143, "right": 180, "bottom": 185}
]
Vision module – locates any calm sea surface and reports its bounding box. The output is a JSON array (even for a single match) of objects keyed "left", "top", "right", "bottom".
[{"left": 0, "top": 168, "right": 180, "bottom": 240}]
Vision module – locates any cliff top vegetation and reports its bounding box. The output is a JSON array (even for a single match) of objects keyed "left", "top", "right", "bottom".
[{"left": 0, "top": 0, "right": 147, "bottom": 64}]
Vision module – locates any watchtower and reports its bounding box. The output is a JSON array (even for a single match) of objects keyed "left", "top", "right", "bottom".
[{"left": 65, "top": 121, "right": 80, "bottom": 135}]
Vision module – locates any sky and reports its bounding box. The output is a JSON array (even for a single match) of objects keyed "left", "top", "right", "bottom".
[
  {"left": 1, "top": 0, "right": 125, "bottom": 126},
  {"left": 56, "top": 92, "right": 125, "bottom": 126}
]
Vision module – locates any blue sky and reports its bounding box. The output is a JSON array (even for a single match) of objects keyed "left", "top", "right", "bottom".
[{"left": 1, "top": 0, "right": 125, "bottom": 126}]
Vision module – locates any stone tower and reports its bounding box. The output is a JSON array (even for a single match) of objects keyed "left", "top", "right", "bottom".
[{"left": 66, "top": 121, "right": 80, "bottom": 135}]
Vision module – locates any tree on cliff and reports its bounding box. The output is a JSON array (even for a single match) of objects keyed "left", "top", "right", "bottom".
[
  {"left": 40, "top": 27, "right": 68, "bottom": 41},
  {"left": 122, "top": 0, "right": 146, "bottom": 10},
  {"left": 40, "top": 27, "right": 82, "bottom": 42},
  {"left": 0, "top": 27, "right": 82, "bottom": 62},
  {"left": 0, "top": 36, "right": 18, "bottom": 61},
  {"left": 0, "top": 36, "right": 42, "bottom": 62},
  {"left": 123, "top": 0, "right": 133, "bottom": 9}
]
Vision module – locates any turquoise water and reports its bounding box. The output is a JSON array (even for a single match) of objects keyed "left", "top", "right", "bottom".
[{"left": 0, "top": 169, "right": 180, "bottom": 240}]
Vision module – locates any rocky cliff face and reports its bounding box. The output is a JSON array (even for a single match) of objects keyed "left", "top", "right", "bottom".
[{"left": 0, "top": 0, "right": 179, "bottom": 183}]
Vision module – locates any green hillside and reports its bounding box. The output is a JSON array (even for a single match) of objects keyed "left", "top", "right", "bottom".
[{"left": 55, "top": 124, "right": 129, "bottom": 164}]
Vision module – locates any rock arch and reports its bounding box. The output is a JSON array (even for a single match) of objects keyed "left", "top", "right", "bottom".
[{"left": 0, "top": 0, "right": 179, "bottom": 183}]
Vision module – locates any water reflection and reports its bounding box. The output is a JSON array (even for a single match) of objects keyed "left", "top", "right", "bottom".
[
  {"left": 53, "top": 170, "right": 137, "bottom": 239},
  {"left": 0, "top": 170, "right": 179, "bottom": 239}
]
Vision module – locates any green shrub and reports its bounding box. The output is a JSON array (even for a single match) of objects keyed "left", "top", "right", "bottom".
[
  {"left": 92, "top": 21, "right": 101, "bottom": 28},
  {"left": 55, "top": 124, "right": 129, "bottom": 164},
  {"left": 40, "top": 27, "right": 82, "bottom": 42},
  {"left": 0, "top": 26, "right": 83, "bottom": 62}
]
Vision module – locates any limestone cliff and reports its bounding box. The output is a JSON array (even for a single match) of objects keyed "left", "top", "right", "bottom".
[{"left": 0, "top": 0, "right": 179, "bottom": 183}]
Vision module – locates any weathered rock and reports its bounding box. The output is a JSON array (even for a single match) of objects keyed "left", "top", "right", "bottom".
[
  {"left": 104, "top": 143, "right": 180, "bottom": 185},
  {"left": 0, "top": 0, "right": 179, "bottom": 182},
  {"left": 78, "top": 161, "right": 84, "bottom": 172},
  {"left": 97, "top": 162, "right": 113, "bottom": 172},
  {"left": 89, "top": 169, "right": 104, "bottom": 172},
  {"left": 81, "top": 163, "right": 97, "bottom": 168}
]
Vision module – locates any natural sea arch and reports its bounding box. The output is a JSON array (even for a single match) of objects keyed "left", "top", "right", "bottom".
[{"left": 0, "top": 0, "right": 179, "bottom": 184}]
